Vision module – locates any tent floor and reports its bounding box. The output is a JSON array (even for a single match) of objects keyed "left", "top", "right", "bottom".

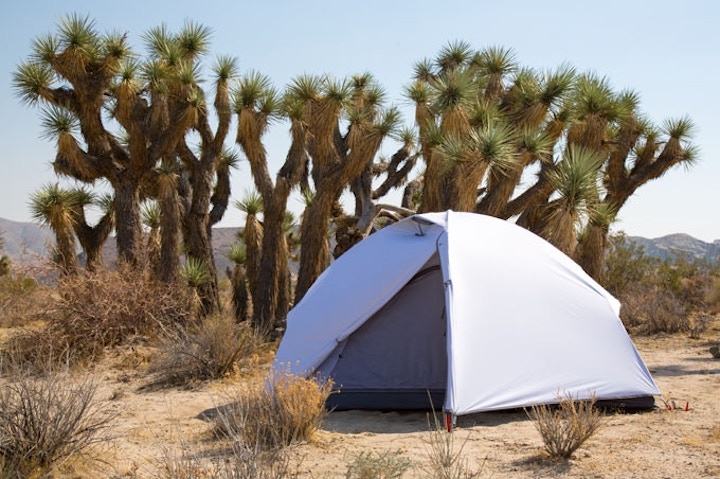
[
  {"left": 326, "top": 388, "right": 657, "bottom": 413},
  {"left": 327, "top": 388, "right": 446, "bottom": 412}
]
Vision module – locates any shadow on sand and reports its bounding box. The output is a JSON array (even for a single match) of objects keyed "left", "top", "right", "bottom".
[{"left": 321, "top": 408, "right": 528, "bottom": 434}]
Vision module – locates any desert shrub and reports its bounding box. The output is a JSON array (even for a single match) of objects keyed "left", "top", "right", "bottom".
[
  {"left": 158, "top": 438, "right": 294, "bottom": 479},
  {"left": 148, "top": 315, "right": 262, "bottom": 387},
  {"left": 213, "top": 374, "right": 333, "bottom": 448},
  {"left": 0, "top": 370, "right": 115, "bottom": 478},
  {"left": 345, "top": 449, "right": 411, "bottom": 479},
  {"left": 218, "top": 443, "right": 294, "bottom": 479},
  {"left": 420, "top": 412, "right": 484, "bottom": 479},
  {"left": 527, "top": 394, "right": 604, "bottom": 460},
  {"left": 0, "top": 232, "right": 8, "bottom": 277},
  {"left": 0, "top": 271, "right": 40, "bottom": 329},
  {"left": 603, "top": 234, "right": 658, "bottom": 296},
  {"left": 2, "top": 264, "right": 195, "bottom": 369},
  {"left": 617, "top": 283, "right": 689, "bottom": 335},
  {"left": 604, "top": 234, "right": 720, "bottom": 335},
  {"left": 0, "top": 257, "right": 9, "bottom": 278}
]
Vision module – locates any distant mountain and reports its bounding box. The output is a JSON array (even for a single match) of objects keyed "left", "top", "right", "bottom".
[
  {"left": 0, "top": 217, "right": 52, "bottom": 261},
  {"left": 627, "top": 233, "right": 720, "bottom": 263},
  {"left": 0, "top": 217, "right": 241, "bottom": 275},
  {"left": 2, "top": 217, "right": 718, "bottom": 268}
]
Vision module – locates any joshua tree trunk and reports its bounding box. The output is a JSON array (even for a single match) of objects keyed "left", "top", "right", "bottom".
[
  {"left": 575, "top": 223, "right": 608, "bottom": 280},
  {"left": 158, "top": 180, "right": 181, "bottom": 284},
  {"left": 294, "top": 187, "right": 336, "bottom": 303},
  {"left": 112, "top": 177, "right": 143, "bottom": 264},
  {"left": 54, "top": 225, "right": 79, "bottom": 276},
  {"left": 231, "top": 264, "right": 249, "bottom": 322},
  {"left": 74, "top": 213, "right": 114, "bottom": 272}
]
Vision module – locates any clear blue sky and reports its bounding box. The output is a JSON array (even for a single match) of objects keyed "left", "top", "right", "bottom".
[{"left": 2, "top": 0, "right": 718, "bottom": 241}]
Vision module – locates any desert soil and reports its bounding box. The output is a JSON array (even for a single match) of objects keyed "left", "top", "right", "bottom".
[{"left": 24, "top": 326, "right": 720, "bottom": 478}]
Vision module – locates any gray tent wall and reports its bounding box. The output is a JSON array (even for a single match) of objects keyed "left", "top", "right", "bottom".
[{"left": 319, "top": 256, "right": 448, "bottom": 410}]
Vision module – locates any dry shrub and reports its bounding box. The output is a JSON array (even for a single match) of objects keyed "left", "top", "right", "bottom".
[
  {"left": 528, "top": 394, "right": 604, "bottom": 460},
  {"left": 157, "top": 438, "right": 294, "bottom": 479},
  {"left": 213, "top": 374, "right": 333, "bottom": 448},
  {"left": 3, "top": 264, "right": 194, "bottom": 369},
  {"left": 345, "top": 449, "right": 411, "bottom": 479},
  {"left": 618, "top": 284, "right": 689, "bottom": 335},
  {"left": 0, "top": 271, "right": 41, "bottom": 329},
  {"left": 604, "top": 234, "right": 720, "bottom": 335},
  {"left": 148, "top": 315, "right": 262, "bottom": 387},
  {"left": 0, "top": 370, "right": 115, "bottom": 478},
  {"left": 421, "top": 412, "right": 484, "bottom": 479}
]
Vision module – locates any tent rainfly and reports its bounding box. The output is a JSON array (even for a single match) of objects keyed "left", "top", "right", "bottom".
[{"left": 271, "top": 211, "right": 660, "bottom": 417}]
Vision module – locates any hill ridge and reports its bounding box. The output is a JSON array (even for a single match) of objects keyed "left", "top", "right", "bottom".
[{"left": 2, "top": 217, "right": 718, "bottom": 266}]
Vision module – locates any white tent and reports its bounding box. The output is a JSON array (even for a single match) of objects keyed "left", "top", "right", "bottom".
[{"left": 271, "top": 211, "right": 660, "bottom": 416}]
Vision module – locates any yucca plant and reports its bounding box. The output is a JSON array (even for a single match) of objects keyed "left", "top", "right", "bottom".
[{"left": 181, "top": 257, "right": 211, "bottom": 288}]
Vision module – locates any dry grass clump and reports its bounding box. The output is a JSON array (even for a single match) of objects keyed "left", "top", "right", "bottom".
[
  {"left": 2, "top": 264, "right": 194, "bottom": 370},
  {"left": 148, "top": 315, "right": 263, "bottom": 387},
  {"left": 157, "top": 439, "right": 295, "bottom": 479},
  {"left": 213, "top": 374, "right": 333, "bottom": 449},
  {"left": 527, "top": 394, "right": 604, "bottom": 460},
  {"left": 0, "top": 272, "right": 39, "bottom": 329},
  {"left": 420, "top": 412, "right": 484, "bottom": 479},
  {"left": 345, "top": 449, "right": 411, "bottom": 479},
  {"left": 0, "top": 369, "right": 115, "bottom": 479}
]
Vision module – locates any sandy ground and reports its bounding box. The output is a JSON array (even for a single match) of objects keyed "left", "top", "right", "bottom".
[{"left": 8, "top": 324, "right": 719, "bottom": 479}]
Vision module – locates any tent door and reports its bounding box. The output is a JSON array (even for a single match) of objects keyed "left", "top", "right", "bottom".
[{"left": 319, "top": 260, "right": 448, "bottom": 410}]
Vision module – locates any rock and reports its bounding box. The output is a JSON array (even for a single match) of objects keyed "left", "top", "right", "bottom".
[{"left": 710, "top": 345, "right": 720, "bottom": 359}]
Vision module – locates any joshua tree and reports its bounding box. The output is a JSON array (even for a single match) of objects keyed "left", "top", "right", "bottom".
[
  {"left": 141, "top": 201, "right": 162, "bottom": 266},
  {"left": 29, "top": 183, "right": 80, "bottom": 275},
  {"left": 288, "top": 74, "right": 408, "bottom": 303},
  {"left": 407, "top": 42, "right": 696, "bottom": 280},
  {"left": 29, "top": 184, "right": 114, "bottom": 274},
  {"left": 15, "top": 14, "right": 157, "bottom": 263},
  {"left": 69, "top": 189, "right": 114, "bottom": 272},
  {"left": 14, "top": 15, "right": 238, "bottom": 312},
  {"left": 233, "top": 72, "right": 309, "bottom": 333},
  {"left": 226, "top": 242, "right": 249, "bottom": 322},
  {"left": 234, "top": 191, "right": 264, "bottom": 319}
]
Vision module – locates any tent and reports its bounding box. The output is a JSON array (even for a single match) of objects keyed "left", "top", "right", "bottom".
[{"left": 271, "top": 210, "right": 660, "bottom": 417}]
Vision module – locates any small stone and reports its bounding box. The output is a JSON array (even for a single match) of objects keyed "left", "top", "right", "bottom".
[{"left": 709, "top": 345, "right": 720, "bottom": 359}]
